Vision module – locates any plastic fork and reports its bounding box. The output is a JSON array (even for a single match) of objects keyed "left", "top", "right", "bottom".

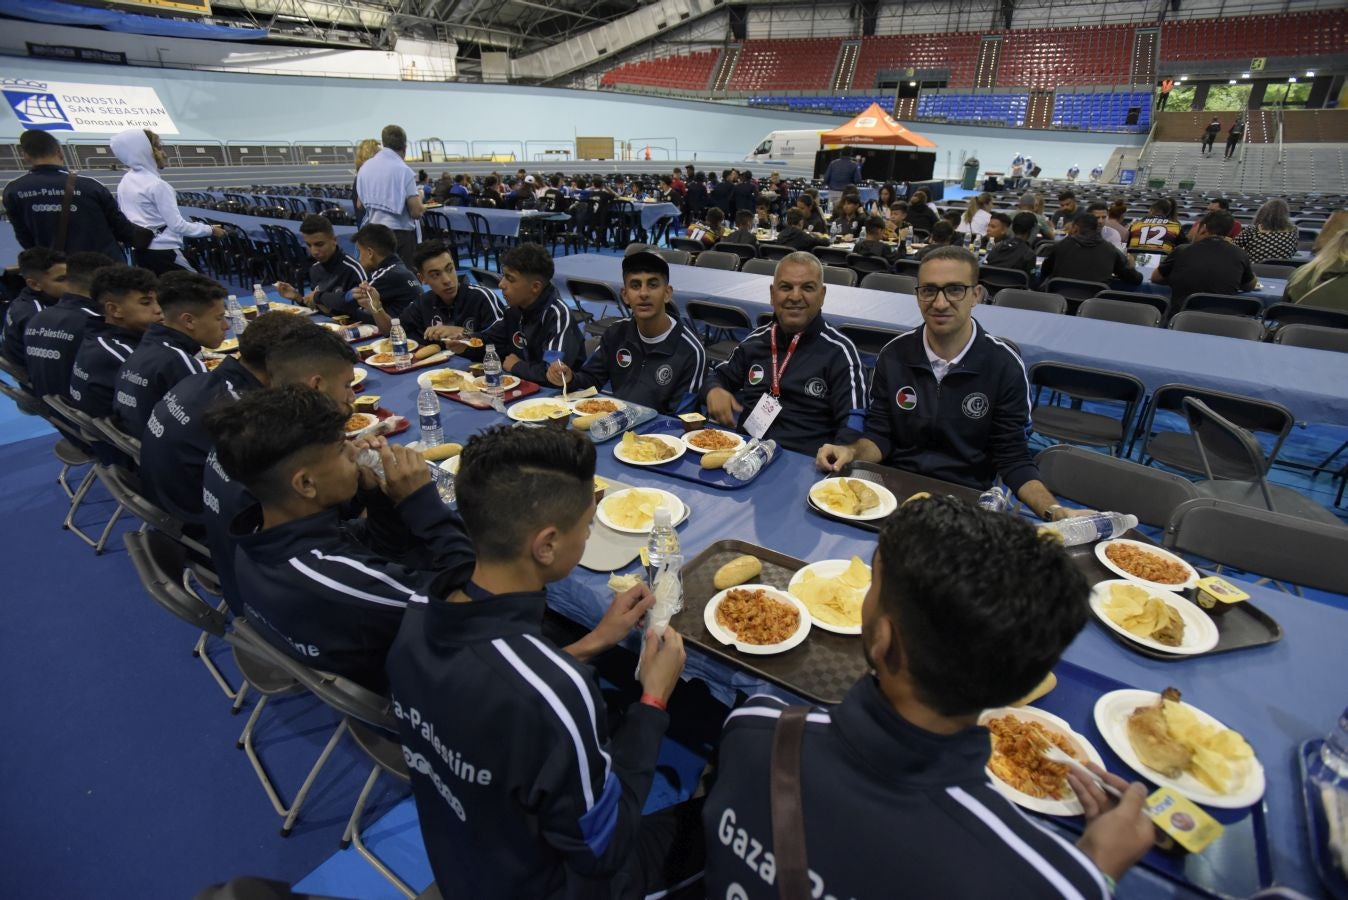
[{"left": 1040, "top": 744, "right": 1123, "bottom": 800}]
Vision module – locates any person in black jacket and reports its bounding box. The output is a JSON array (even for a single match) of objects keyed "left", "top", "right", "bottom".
[
  {"left": 818, "top": 247, "right": 1086, "bottom": 522},
  {"left": 906, "top": 190, "right": 939, "bottom": 233},
  {"left": 2, "top": 130, "right": 150, "bottom": 260},
  {"left": 23, "top": 251, "right": 117, "bottom": 399},
  {"left": 275, "top": 215, "right": 367, "bottom": 316},
  {"left": 206, "top": 386, "right": 474, "bottom": 691},
  {"left": 347, "top": 223, "right": 421, "bottom": 325},
  {"left": 1200, "top": 117, "right": 1221, "bottom": 156},
  {"left": 69, "top": 265, "right": 161, "bottom": 419},
  {"left": 794, "top": 193, "right": 828, "bottom": 234},
  {"left": 773, "top": 208, "right": 830, "bottom": 252},
  {"left": 703, "top": 497, "right": 1153, "bottom": 900},
  {"left": 707, "top": 170, "right": 734, "bottom": 217},
  {"left": 982, "top": 211, "right": 1038, "bottom": 277},
  {"left": 729, "top": 168, "right": 757, "bottom": 219},
  {"left": 683, "top": 172, "right": 707, "bottom": 225},
  {"left": 1038, "top": 213, "right": 1141, "bottom": 287},
  {"left": 388, "top": 425, "right": 699, "bottom": 899},
  {"left": 2, "top": 247, "right": 67, "bottom": 372},
  {"left": 724, "top": 210, "right": 759, "bottom": 248},
  {"left": 403, "top": 240, "right": 503, "bottom": 342},
  {"left": 829, "top": 194, "right": 866, "bottom": 238},
  {"left": 1153, "top": 210, "right": 1256, "bottom": 317},
  {"left": 852, "top": 216, "right": 901, "bottom": 263}
]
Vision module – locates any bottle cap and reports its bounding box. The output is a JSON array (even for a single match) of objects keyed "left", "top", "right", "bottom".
[
  {"left": 652, "top": 507, "right": 673, "bottom": 527},
  {"left": 390, "top": 318, "right": 401, "bottom": 325}
]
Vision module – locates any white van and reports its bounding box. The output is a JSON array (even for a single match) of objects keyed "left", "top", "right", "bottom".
[{"left": 746, "top": 130, "right": 827, "bottom": 162}]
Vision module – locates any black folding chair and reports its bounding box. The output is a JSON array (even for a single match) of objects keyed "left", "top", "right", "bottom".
[
  {"left": 1134, "top": 383, "right": 1293, "bottom": 478},
  {"left": 1035, "top": 444, "right": 1198, "bottom": 528},
  {"left": 685, "top": 300, "right": 753, "bottom": 362},
  {"left": 1179, "top": 293, "right": 1263, "bottom": 317},
  {"left": 994, "top": 289, "right": 1068, "bottom": 315},
  {"left": 1027, "top": 361, "right": 1146, "bottom": 455}
]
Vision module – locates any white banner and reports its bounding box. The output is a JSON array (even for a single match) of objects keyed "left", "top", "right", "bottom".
[{"left": 1, "top": 78, "right": 179, "bottom": 134}]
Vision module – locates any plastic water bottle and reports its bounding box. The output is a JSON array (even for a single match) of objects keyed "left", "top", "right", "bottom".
[
  {"left": 225, "top": 294, "right": 247, "bottom": 337},
  {"left": 252, "top": 282, "right": 270, "bottom": 314},
  {"left": 1318, "top": 708, "right": 1348, "bottom": 784},
  {"left": 977, "top": 486, "right": 1010, "bottom": 512},
  {"left": 724, "top": 438, "right": 776, "bottom": 482},
  {"left": 355, "top": 448, "right": 384, "bottom": 480},
  {"left": 646, "top": 507, "right": 679, "bottom": 575},
  {"left": 482, "top": 344, "right": 503, "bottom": 397},
  {"left": 589, "top": 408, "right": 638, "bottom": 441},
  {"left": 1038, "top": 511, "right": 1139, "bottom": 547},
  {"left": 389, "top": 319, "right": 411, "bottom": 370},
  {"left": 431, "top": 465, "right": 456, "bottom": 505},
  {"left": 417, "top": 388, "right": 443, "bottom": 446}
]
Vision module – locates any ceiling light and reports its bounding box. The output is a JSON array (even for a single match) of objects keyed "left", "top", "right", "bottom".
[
  {"left": 1240, "top": 72, "right": 1250, "bottom": 79},
  {"left": 1288, "top": 76, "right": 1298, "bottom": 83},
  {"left": 1228, "top": 79, "right": 1237, "bottom": 85},
  {"left": 909, "top": 81, "right": 917, "bottom": 87},
  {"left": 1306, "top": 71, "right": 1315, "bottom": 77},
  {"left": 1178, "top": 75, "right": 1187, "bottom": 81}
]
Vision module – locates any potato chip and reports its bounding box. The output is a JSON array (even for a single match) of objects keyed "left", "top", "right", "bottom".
[
  {"left": 619, "top": 432, "right": 677, "bottom": 462},
  {"left": 603, "top": 489, "right": 667, "bottom": 530},
  {"left": 1155, "top": 696, "right": 1254, "bottom": 793},
  {"left": 815, "top": 479, "right": 881, "bottom": 516},
  {"left": 1104, "top": 583, "right": 1185, "bottom": 646},
  {"left": 838, "top": 556, "right": 870, "bottom": 590},
  {"left": 791, "top": 557, "right": 869, "bottom": 628}
]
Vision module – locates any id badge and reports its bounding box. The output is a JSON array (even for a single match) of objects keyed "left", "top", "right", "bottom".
[{"left": 742, "top": 393, "right": 782, "bottom": 439}]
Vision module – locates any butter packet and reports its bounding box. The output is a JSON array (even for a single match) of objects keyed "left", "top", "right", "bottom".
[
  {"left": 1144, "top": 787, "right": 1224, "bottom": 854},
  {"left": 1196, "top": 575, "right": 1249, "bottom": 608}
]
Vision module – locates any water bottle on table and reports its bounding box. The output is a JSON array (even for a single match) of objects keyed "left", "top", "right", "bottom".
[
  {"left": 646, "top": 506, "right": 679, "bottom": 581},
  {"left": 252, "top": 282, "right": 270, "bottom": 314},
  {"left": 225, "top": 294, "right": 247, "bottom": 337},
  {"left": 977, "top": 486, "right": 1010, "bottom": 512},
  {"left": 417, "top": 387, "right": 443, "bottom": 447},
  {"left": 589, "top": 407, "right": 638, "bottom": 441},
  {"left": 389, "top": 318, "right": 411, "bottom": 370},
  {"left": 482, "top": 343, "right": 503, "bottom": 397},
  {"left": 724, "top": 438, "right": 776, "bottom": 482},
  {"left": 1311, "top": 708, "right": 1348, "bottom": 877},
  {"left": 1038, "top": 511, "right": 1139, "bottom": 547}
]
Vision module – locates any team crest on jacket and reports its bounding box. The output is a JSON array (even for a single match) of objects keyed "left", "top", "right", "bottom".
[
  {"left": 804, "top": 377, "right": 827, "bottom": 397},
  {"left": 962, "top": 392, "right": 989, "bottom": 419},
  {"left": 616, "top": 348, "right": 633, "bottom": 368},
  {"left": 895, "top": 386, "right": 918, "bottom": 410},
  {"left": 747, "top": 364, "right": 765, "bottom": 385},
  {"left": 655, "top": 364, "right": 674, "bottom": 385},
  {"left": 512, "top": 331, "right": 526, "bottom": 349},
  {"left": 462, "top": 318, "right": 477, "bottom": 333}
]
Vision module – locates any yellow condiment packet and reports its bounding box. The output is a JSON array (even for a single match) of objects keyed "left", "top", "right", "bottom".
[{"left": 1145, "top": 787, "right": 1224, "bottom": 854}]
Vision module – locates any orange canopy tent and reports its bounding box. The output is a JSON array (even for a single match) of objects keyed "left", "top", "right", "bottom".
[{"left": 820, "top": 103, "right": 937, "bottom": 148}]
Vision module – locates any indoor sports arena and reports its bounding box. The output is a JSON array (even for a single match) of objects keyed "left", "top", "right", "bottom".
[{"left": 1, "top": 0, "right": 1346, "bottom": 897}]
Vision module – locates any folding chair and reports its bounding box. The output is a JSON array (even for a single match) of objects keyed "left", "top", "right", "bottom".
[
  {"left": 821, "top": 265, "right": 857, "bottom": 287},
  {"left": 860, "top": 272, "right": 917, "bottom": 294},
  {"left": 1042, "top": 278, "right": 1110, "bottom": 314},
  {"left": 994, "top": 290, "right": 1068, "bottom": 315},
  {"left": 846, "top": 254, "right": 892, "bottom": 277},
  {"left": 1093, "top": 290, "right": 1168, "bottom": 317},
  {"left": 1135, "top": 384, "right": 1292, "bottom": 478},
  {"left": 1253, "top": 262, "right": 1299, "bottom": 279},
  {"left": 694, "top": 250, "right": 740, "bottom": 271},
  {"left": 713, "top": 242, "right": 758, "bottom": 265},
  {"left": 741, "top": 258, "right": 777, "bottom": 277},
  {"left": 1028, "top": 362, "right": 1146, "bottom": 454},
  {"left": 837, "top": 323, "right": 902, "bottom": 368},
  {"left": 685, "top": 300, "right": 753, "bottom": 362},
  {"left": 812, "top": 247, "right": 852, "bottom": 268},
  {"left": 655, "top": 249, "right": 692, "bottom": 267},
  {"left": 758, "top": 243, "right": 794, "bottom": 261},
  {"left": 1179, "top": 293, "right": 1262, "bottom": 317},
  {"left": 892, "top": 259, "right": 923, "bottom": 278},
  {"left": 1274, "top": 324, "right": 1348, "bottom": 353},
  {"left": 1168, "top": 311, "right": 1266, "bottom": 341},
  {"left": 1180, "top": 397, "right": 1341, "bottom": 524},
  {"left": 564, "top": 278, "right": 628, "bottom": 337},
  {"left": 1076, "top": 297, "right": 1162, "bottom": 327},
  {"left": 1164, "top": 498, "right": 1348, "bottom": 595},
  {"left": 669, "top": 237, "right": 705, "bottom": 256},
  {"left": 1263, "top": 302, "right": 1348, "bottom": 331},
  {"left": 1035, "top": 444, "right": 1198, "bottom": 528},
  {"left": 979, "top": 266, "right": 1031, "bottom": 296},
  {"left": 44, "top": 396, "right": 125, "bottom": 553}
]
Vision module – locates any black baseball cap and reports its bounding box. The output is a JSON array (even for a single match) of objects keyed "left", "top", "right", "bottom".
[{"left": 621, "top": 250, "right": 670, "bottom": 282}]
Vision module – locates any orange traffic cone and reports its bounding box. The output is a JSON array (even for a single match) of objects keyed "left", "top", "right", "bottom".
[{"left": 644, "top": 145, "right": 651, "bottom": 161}]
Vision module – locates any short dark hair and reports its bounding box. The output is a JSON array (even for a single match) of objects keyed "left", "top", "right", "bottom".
[
  {"left": 19, "top": 129, "right": 61, "bottom": 160},
  {"left": 785, "top": 208, "right": 805, "bottom": 227},
  {"left": 1057, "top": 190, "right": 1076, "bottom": 202},
  {"left": 706, "top": 207, "right": 725, "bottom": 226},
  {"left": 237, "top": 310, "right": 311, "bottom": 369},
  {"left": 380, "top": 125, "right": 407, "bottom": 154},
  {"left": 1086, "top": 201, "right": 1108, "bottom": 214},
  {"left": 1010, "top": 211, "right": 1038, "bottom": 237},
  {"left": 988, "top": 211, "right": 1012, "bottom": 228},
  {"left": 156, "top": 270, "right": 226, "bottom": 314},
  {"left": 354, "top": 223, "right": 396, "bottom": 257},
  {"left": 64, "top": 251, "right": 118, "bottom": 293},
  {"left": 299, "top": 214, "right": 335, "bottom": 236},
  {"left": 1200, "top": 209, "right": 1235, "bottom": 237},
  {"left": 18, "top": 247, "right": 65, "bottom": 278},
  {"left": 889, "top": 201, "right": 909, "bottom": 213},
  {"left": 206, "top": 386, "right": 347, "bottom": 503},
  {"left": 734, "top": 210, "right": 755, "bottom": 228},
  {"left": 919, "top": 245, "right": 978, "bottom": 281},
  {"left": 864, "top": 216, "right": 886, "bottom": 235},
  {"left": 797, "top": 194, "right": 816, "bottom": 210},
  {"left": 874, "top": 496, "right": 1089, "bottom": 716},
  {"left": 1071, "top": 212, "right": 1099, "bottom": 234},
  {"left": 413, "top": 239, "right": 455, "bottom": 272},
  {"left": 1208, "top": 197, "right": 1231, "bottom": 210},
  {"left": 929, "top": 221, "right": 955, "bottom": 244},
  {"left": 265, "top": 323, "right": 358, "bottom": 384},
  {"left": 500, "top": 242, "right": 554, "bottom": 281},
  {"left": 1149, "top": 198, "right": 1175, "bottom": 217},
  {"left": 456, "top": 426, "right": 596, "bottom": 562},
  {"left": 841, "top": 194, "right": 860, "bottom": 207},
  {"left": 90, "top": 265, "right": 157, "bottom": 306}
]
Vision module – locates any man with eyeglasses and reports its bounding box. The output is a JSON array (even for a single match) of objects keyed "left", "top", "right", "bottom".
[{"left": 816, "top": 246, "right": 1085, "bottom": 522}]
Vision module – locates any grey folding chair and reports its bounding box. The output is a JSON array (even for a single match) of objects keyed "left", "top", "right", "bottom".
[
  {"left": 812, "top": 246, "right": 852, "bottom": 268},
  {"left": 1275, "top": 324, "right": 1348, "bottom": 353},
  {"left": 821, "top": 265, "right": 857, "bottom": 287},
  {"left": 1263, "top": 302, "right": 1348, "bottom": 331},
  {"left": 1094, "top": 289, "right": 1169, "bottom": 317},
  {"left": 44, "top": 395, "right": 125, "bottom": 553},
  {"left": 1042, "top": 277, "right": 1109, "bottom": 313},
  {"left": 1252, "top": 262, "right": 1299, "bottom": 279},
  {"left": 1136, "top": 384, "right": 1292, "bottom": 478},
  {"left": 685, "top": 300, "right": 753, "bottom": 362},
  {"left": 1077, "top": 297, "right": 1162, "bottom": 328},
  {"left": 860, "top": 272, "right": 917, "bottom": 293},
  {"left": 1164, "top": 498, "right": 1348, "bottom": 595},
  {"left": 713, "top": 241, "right": 759, "bottom": 265},
  {"left": 694, "top": 250, "right": 740, "bottom": 271},
  {"left": 1179, "top": 293, "right": 1263, "bottom": 317},
  {"left": 90, "top": 417, "right": 142, "bottom": 466},
  {"left": 837, "top": 323, "right": 903, "bottom": 368},
  {"left": 979, "top": 265, "right": 1031, "bottom": 295},
  {"left": 740, "top": 258, "right": 777, "bottom": 277},
  {"left": 994, "top": 289, "right": 1068, "bottom": 315},
  {"left": 1035, "top": 445, "right": 1198, "bottom": 528},
  {"left": 1181, "top": 397, "right": 1341, "bottom": 524},
  {"left": 564, "top": 277, "right": 628, "bottom": 337},
  {"left": 758, "top": 243, "right": 794, "bottom": 261},
  {"left": 655, "top": 248, "right": 691, "bottom": 267},
  {"left": 1168, "top": 311, "right": 1266, "bottom": 341},
  {"left": 1028, "top": 362, "right": 1146, "bottom": 455}
]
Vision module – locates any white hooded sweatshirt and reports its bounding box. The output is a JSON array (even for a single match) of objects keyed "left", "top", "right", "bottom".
[{"left": 110, "top": 129, "right": 212, "bottom": 251}]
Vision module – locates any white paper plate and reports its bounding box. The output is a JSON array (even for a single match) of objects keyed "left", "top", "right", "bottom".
[
  {"left": 1089, "top": 580, "right": 1218, "bottom": 655},
  {"left": 506, "top": 398, "right": 573, "bottom": 423},
  {"left": 350, "top": 367, "right": 368, "bottom": 387},
  {"left": 215, "top": 337, "right": 239, "bottom": 353},
  {"left": 681, "top": 428, "right": 745, "bottom": 455},
  {"left": 808, "top": 477, "right": 898, "bottom": 522},
  {"left": 786, "top": 559, "right": 867, "bottom": 635},
  {"left": 473, "top": 374, "right": 521, "bottom": 392},
  {"left": 978, "top": 706, "right": 1106, "bottom": 817},
  {"left": 614, "top": 433, "right": 686, "bottom": 467},
  {"left": 1093, "top": 689, "right": 1265, "bottom": 809},
  {"left": 595, "top": 488, "right": 685, "bottom": 535},
  {"left": 370, "top": 337, "right": 418, "bottom": 354},
  {"left": 438, "top": 454, "right": 460, "bottom": 476},
  {"left": 269, "top": 303, "right": 315, "bottom": 316},
  {"left": 1094, "top": 539, "right": 1199, "bottom": 592},
  {"left": 570, "top": 398, "right": 627, "bottom": 418},
  {"left": 417, "top": 368, "right": 472, "bottom": 393},
  {"left": 344, "top": 412, "right": 380, "bottom": 438},
  {"left": 703, "top": 584, "right": 812, "bottom": 655}
]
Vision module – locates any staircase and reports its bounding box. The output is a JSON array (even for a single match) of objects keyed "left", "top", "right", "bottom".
[
  {"left": 1138, "top": 142, "right": 1346, "bottom": 193},
  {"left": 709, "top": 46, "right": 739, "bottom": 94},
  {"left": 831, "top": 41, "right": 861, "bottom": 92}
]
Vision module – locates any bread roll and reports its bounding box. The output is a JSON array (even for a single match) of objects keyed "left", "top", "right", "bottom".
[
  {"left": 903, "top": 491, "right": 931, "bottom": 505},
  {"left": 1011, "top": 672, "right": 1057, "bottom": 707},
  {"left": 419, "top": 442, "right": 463, "bottom": 462},
  {"left": 713, "top": 555, "right": 762, "bottom": 590},
  {"left": 413, "top": 343, "right": 442, "bottom": 361},
  {"left": 701, "top": 450, "right": 735, "bottom": 469}
]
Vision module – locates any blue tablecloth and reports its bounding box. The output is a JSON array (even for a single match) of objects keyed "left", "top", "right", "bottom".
[
  {"left": 181, "top": 207, "right": 358, "bottom": 253},
  {"left": 551, "top": 255, "right": 1348, "bottom": 428},
  {"left": 320, "top": 321, "right": 1341, "bottom": 900},
  {"left": 635, "top": 201, "right": 681, "bottom": 230},
  {"left": 435, "top": 206, "right": 546, "bottom": 238}
]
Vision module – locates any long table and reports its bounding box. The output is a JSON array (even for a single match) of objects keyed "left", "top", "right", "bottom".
[
  {"left": 333, "top": 329, "right": 1342, "bottom": 900},
  {"left": 551, "top": 255, "right": 1348, "bottom": 428}
]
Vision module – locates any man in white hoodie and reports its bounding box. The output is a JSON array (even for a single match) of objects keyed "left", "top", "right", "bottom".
[{"left": 110, "top": 129, "right": 225, "bottom": 274}]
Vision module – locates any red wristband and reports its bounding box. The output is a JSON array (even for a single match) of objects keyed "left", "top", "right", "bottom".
[{"left": 639, "top": 693, "right": 668, "bottom": 712}]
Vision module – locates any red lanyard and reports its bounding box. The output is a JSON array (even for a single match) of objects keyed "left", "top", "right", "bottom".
[{"left": 769, "top": 325, "right": 802, "bottom": 398}]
